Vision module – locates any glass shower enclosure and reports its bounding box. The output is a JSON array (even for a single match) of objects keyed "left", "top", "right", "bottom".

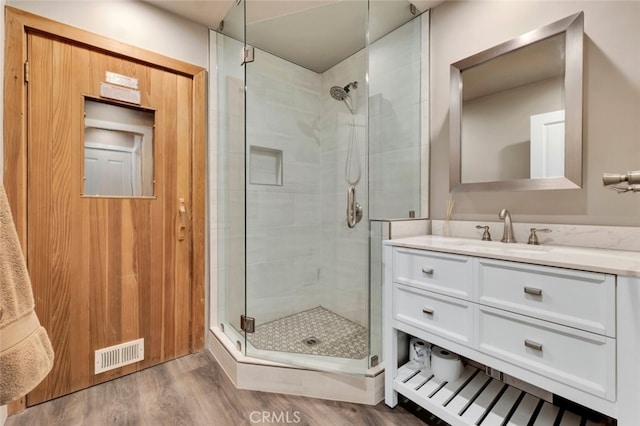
[{"left": 215, "top": 0, "right": 425, "bottom": 375}]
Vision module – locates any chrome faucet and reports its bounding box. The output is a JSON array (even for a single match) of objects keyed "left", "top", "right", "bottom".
[{"left": 498, "top": 209, "right": 516, "bottom": 243}]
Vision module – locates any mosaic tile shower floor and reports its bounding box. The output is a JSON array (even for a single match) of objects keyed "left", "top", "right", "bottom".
[{"left": 246, "top": 306, "right": 368, "bottom": 360}]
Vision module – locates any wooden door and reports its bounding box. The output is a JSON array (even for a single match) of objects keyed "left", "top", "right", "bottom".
[{"left": 3, "top": 8, "right": 205, "bottom": 408}]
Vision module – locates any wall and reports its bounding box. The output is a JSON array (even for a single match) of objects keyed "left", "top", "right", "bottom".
[
  {"left": 7, "top": 0, "right": 208, "bottom": 68},
  {"left": 430, "top": 1, "right": 640, "bottom": 226},
  {"left": 319, "top": 51, "right": 368, "bottom": 326}
]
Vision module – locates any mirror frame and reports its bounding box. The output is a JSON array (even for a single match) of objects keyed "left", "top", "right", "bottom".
[{"left": 450, "top": 12, "right": 584, "bottom": 192}]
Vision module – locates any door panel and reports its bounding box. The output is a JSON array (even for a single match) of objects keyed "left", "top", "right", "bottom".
[{"left": 26, "top": 31, "right": 192, "bottom": 405}]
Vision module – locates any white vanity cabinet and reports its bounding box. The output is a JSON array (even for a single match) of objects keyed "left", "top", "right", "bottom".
[{"left": 384, "top": 237, "right": 640, "bottom": 426}]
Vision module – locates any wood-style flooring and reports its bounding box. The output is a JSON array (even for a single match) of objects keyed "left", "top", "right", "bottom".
[{"left": 6, "top": 352, "right": 443, "bottom": 425}]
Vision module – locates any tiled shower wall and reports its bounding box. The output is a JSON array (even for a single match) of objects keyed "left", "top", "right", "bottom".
[
  {"left": 319, "top": 17, "right": 426, "bottom": 327},
  {"left": 319, "top": 51, "right": 368, "bottom": 327},
  {"left": 245, "top": 50, "right": 325, "bottom": 324},
  {"left": 245, "top": 46, "right": 368, "bottom": 326}
]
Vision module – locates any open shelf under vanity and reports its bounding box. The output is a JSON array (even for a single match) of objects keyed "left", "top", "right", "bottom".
[{"left": 394, "top": 361, "right": 608, "bottom": 426}]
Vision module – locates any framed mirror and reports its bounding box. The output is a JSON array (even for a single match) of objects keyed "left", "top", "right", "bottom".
[{"left": 450, "top": 12, "right": 583, "bottom": 192}]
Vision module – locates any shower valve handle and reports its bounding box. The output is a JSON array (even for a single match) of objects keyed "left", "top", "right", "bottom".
[{"left": 346, "top": 186, "right": 362, "bottom": 229}]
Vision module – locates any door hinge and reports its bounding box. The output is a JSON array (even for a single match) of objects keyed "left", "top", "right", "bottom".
[
  {"left": 24, "top": 61, "right": 29, "bottom": 83},
  {"left": 370, "top": 355, "right": 379, "bottom": 367},
  {"left": 240, "top": 315, "right": 255, "bottom": 333},
  {"left": 241, "top": 46, "right": 255, "bottom": 65}
]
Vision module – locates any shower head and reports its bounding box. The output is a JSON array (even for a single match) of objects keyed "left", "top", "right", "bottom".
[
  {"left": 330, "top": 86, "right": 348, "bottom": 101},
  {"left": 330, "top": 81, "right": 358, "bottom": 114},
  {"left": 329, "top": 81, "right": 358, "bottom": 101}
]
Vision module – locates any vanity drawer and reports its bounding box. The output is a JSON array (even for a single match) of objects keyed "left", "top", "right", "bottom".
[
  {"left": 476, "top": 305, "right": 615, "bottom": 401},
  {"left": 393, "top": 283, "right": 473, "bottom": 346},
  {"left": 476, "top": 258, "right": 615, "bottom": 336},
  {"left": 393, "top": 247, "right": 472, "bottom": 300}
]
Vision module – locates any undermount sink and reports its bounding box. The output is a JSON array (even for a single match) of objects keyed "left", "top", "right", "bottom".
[
  {"left": 430, "top": 236, "right": 552, "bottom": 257},
  {"left": 474, "top": 244, "right": 549, "bottom": 256},
  {"left": 504, "top": 246, "right": 551, "bottom": 256}
]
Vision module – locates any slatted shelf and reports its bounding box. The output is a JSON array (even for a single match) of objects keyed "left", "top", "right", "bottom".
[{"left": 393, "top": 363, "right": 608, "bottom": 426}]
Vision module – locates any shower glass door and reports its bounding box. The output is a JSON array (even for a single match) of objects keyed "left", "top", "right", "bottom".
[
  {"left": 215, "top": 0, "right": 246, "bottom": 350},
  {"left": 215, "top": 0, "right": 425, "bottom": 375},
  {"left": 242, "top": 0, "right": 370, "bottom": 374}
]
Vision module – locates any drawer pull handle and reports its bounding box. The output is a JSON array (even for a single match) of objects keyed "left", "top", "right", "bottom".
[
  {"left": 422, "top": 267, "right": 434, "bottom": 275},
  {"left": 524, "top": 287, "right": 543, "bottom": 296},
  {"left": 422, "top": 308, "right": 434, "bottom": 316},
  {"left": 524, "top": 339, "right": 543, "bottom": 351}
]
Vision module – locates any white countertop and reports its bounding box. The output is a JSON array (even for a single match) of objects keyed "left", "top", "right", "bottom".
[{"left": 385, "top": 235, "right": 640, "bottom": 277}]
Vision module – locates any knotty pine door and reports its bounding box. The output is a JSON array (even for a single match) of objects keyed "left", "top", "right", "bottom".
[{"left": 25, "top": 31, "right": 194, "bottom": 405}]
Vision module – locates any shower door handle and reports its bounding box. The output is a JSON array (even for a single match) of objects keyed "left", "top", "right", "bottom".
[{"left": 346, "top": 185, "right": 362, "bottom": 229}]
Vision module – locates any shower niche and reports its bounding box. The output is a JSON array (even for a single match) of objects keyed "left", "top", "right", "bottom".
[
  {"left": 249, "top": 146, "right": 283, "bottom": 186},
  {"left": 213, "top": 0, "right": 428, "bottom": 381}
]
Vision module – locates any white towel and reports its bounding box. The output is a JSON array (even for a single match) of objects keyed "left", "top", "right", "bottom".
[{"left": 0, "top": 183, "right": 54, "bottom": 404}]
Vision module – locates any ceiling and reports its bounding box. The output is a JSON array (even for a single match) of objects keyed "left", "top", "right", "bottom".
[
  {"left": 144, "top": 0, "right": 443, "bottom": 30},
  {"left": 144, "top": 0, "right": 445, "bottom": 73},
  {"left": 144, "top": 0, "right": 233, "bottom": 30}
]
